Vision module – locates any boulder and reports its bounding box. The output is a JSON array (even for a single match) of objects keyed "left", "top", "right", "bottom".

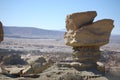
[
  {"left": 21, "top": 57, "right": 54, "bottom": 77},
  {"left": 66, "top": 11, "right": 97, "bottom": 31},
  {"left": 65, "top": 19, "right": 114, "bottom": 47},
  {"left": 1, "top": 54, "right": 27, "bottom": 65},
  {"left": 0, "top": 56, "right": 54, "bottom": 78}
]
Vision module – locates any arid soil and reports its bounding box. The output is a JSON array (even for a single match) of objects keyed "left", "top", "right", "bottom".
[{"left": 0, "top": 37, "right": 120, "bottom": 80}]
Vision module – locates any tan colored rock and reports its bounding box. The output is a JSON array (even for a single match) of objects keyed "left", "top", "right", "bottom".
[
  {"left": 0, "top": 21, "right": 4, "bottom": 42},
  {"left": 65, "top": 19, "right": 114, "bottom": 47},
  {"left": 97, "top": 62, "right": 105, "bottom": 73},
  {"left": 21, "top": 57, "right": 54, "bottom": 77},
  {"left": 1, "top": 57, "right": 54, "bottom": 77},
  {"left": 1, "top": 54, "right": 27, "bottom": 65},
  {"left": 1, "top": 66, "right": 25, "bottom": 75},
  {"left": 72, "top": 46, "right": 100, "bottom": 62},
  {"left": 66, "top": 11, "right": 97, "bottom": 31},
  {"left": 64, "top": 11, "right": 114, "bottom": 73}
]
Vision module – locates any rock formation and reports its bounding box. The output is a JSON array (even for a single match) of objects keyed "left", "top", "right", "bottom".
[
  {"left": 0, "top": 56, "right": 54, "bottom": 78},
  {"left": 1, "top": 54, "right": 27, "bottom": 65},
  {"left": 64, "top": 11, "right": 114, "bottom": 71},
  {"left": 21, "top": 57, "right": 53, "bottom": 76},
  {"left": 0, "top": 21, "right": 4, "bottom": 42}
]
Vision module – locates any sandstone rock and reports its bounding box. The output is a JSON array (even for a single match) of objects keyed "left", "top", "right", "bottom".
[
  {"left": 66, "top": 11, "right": 97, "bottom": 31},
  {"left": 38, "top": 64, "right": 109, "bottom": 80},
  {"left": 97, "top": 61, "right": 105, "bottom": 73},
  {"left": 65, "top": 19, "right": 114, "bottom": 47},
  {"left": 21, "top": 57, "right": 54, "bottom": 77},
  {"left": 70, "top": 62, "right": 82, "bottom": 67},
  {"left": 64, "top": 11, "right": 114, "bottom": 74},
  {"left": 1, "top": 54, "right": 27, "bottom": 65},
  {"left": 0, "top": 21, "right": 4, "bottom": 42},
  {"left": 1, "top": 66, "right": 25, "bottom": 76},
  {"left": 1, "top": 57, "right": 54, "bottom": 77},
  {"left": 72, "top": 46, "right": 101, "bottom": 63}
]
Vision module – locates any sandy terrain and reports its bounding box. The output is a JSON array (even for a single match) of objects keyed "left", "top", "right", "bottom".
[{"left": 0, "top": 37, "right": 120, "bottom": 80}]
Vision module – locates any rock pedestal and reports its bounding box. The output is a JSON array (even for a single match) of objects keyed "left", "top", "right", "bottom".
[
  {"left": 73, "top": 46, "right": 100, "bottom": 63},
  {"left": 64, "top": 11, "right": 114, "bottom": 72}
]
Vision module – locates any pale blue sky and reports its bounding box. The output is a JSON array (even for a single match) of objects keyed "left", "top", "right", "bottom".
[{"left": 0, "top": 0, "right": 120, "bottom": 34}]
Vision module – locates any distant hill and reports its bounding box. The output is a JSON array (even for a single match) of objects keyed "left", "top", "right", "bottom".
[
  {"left": 110, "top": 35, "right": 120, "bottom": 44},
  {"left": 3, "top": 26, "right": 120, "bottom": 43},
  {"left": 3, "top": 26, "right": 65, "bottom": 39}
]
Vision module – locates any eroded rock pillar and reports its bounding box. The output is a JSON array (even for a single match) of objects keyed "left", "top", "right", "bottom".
[
  {"left": 64, "top": 11, "right": 114, "bottom": 71},
  {"left": 73, "top": 46, "right": 100, "bottom": 62},
  {"left": 72, "top": 46, "right": 100, "bottom": 69}
]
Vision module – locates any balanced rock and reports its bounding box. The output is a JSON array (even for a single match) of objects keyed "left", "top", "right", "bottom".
[
  {"left": 66, "top": 11, "right": 97, "bottom": 31},
  {"left": 64, "top": 11, "right": 114, "bottom": 72},
  {"left": 65, "top": 16, "right": 114, "bottom": 47},
  {"left": 0, "top": 21, "right": 4, "bottom": 42}
]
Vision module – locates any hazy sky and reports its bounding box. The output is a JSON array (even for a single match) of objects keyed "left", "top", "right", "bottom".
[{"left": 0, "top": 0, "right": 120, "bottom": 34}]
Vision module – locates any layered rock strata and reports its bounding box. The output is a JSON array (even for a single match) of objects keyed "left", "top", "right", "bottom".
[{"left": 64, "top": 11, "right": 114, "bottom": 71}]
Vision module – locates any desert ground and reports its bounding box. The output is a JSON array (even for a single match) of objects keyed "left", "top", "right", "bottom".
[{"left": 0, "top": 37, "right": 120, "bottom": 80}]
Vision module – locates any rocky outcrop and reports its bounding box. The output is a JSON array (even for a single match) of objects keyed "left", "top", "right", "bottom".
[
  {"left": 0, "top": 56, "right": 54, "bottom": 78},
  {"left": 0, "top": 21, "right": 4, "bottom": 42},
  {"left": 66, "top": 11, "right": 97, "bottom": 31},
  {"left": 20, "top": 57, "right": 54, "bottom": 77},
  {"left": 1, "top": 54, "right": 27, "bottom": 65},
  {"left": 37, "top": 64, "right": 108, "bottom": 80},
  {"left": 65, "top": 12, "right": 114, "bottom": 47},
  {"left": 64, "top": 11, "right": 114, "bottom": 72}
]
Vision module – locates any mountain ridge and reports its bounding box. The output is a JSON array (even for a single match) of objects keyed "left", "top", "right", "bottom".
[
  {"left": 3, "top": 26, "right": 65, "bottom": 39},
  {"left": 3, "top": 26, "right": 120, "bottom": 42}
]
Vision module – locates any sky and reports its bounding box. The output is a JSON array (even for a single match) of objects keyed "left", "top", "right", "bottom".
[{"left": 0, "top": 0, "right": 120, "bottom": 35}]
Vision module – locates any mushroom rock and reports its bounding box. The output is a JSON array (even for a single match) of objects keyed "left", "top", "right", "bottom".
[
  {"left": 65, "top": 19, "right": 114, "bottom": 47},
  {"left": 64, "top": 11, "right": 114, "bottom": 71}
]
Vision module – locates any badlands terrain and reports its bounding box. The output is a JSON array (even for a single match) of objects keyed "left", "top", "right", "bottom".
[
  {"left": 0, "top": 27, "right": 120, "bottom": 80},
  {"left": 0, "top": 35, "right": 120, "bottom": 80}
]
